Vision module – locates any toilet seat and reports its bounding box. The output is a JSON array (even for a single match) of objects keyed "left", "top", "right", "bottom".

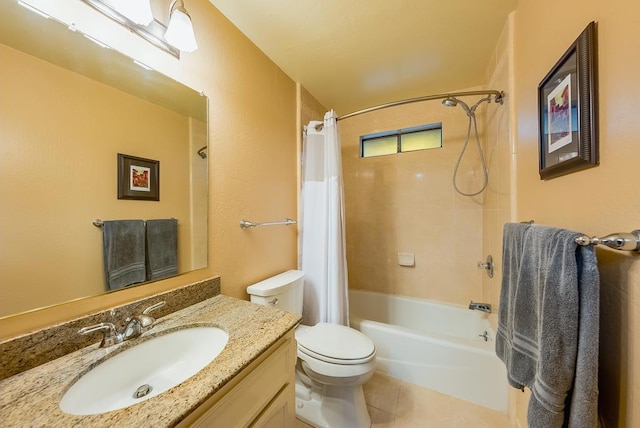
[{"left": 296, "top": 323, "right": 375, "bottom": 365}]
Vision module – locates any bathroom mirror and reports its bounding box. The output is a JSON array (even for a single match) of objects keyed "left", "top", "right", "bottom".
[{"left": 0, "top": 1, "right": 208, "bottom": 318}]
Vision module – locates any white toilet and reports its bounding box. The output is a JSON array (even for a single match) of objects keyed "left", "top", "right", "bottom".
[{"left": 247, "top": 270, "right": 376, "bottom": 428}]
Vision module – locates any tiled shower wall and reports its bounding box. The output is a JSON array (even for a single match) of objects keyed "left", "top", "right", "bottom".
[
  {"left": 481, "top": 14, "right": 516, "bottom": 315},
  {"left": 340, "top": 89, "right": 490, "bottom": 305}
]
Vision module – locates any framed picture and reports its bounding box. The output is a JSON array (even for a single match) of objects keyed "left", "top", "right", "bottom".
[
  {"left": 538, "top": 21, "right": 598, "bottom": 180},
  {"left": 117, "top": 153, "right": 159, "bottom": 201}
]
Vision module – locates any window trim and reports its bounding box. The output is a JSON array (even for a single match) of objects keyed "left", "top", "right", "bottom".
[{"left": 360, "top": 122, "right": 442, "bottom": 158}]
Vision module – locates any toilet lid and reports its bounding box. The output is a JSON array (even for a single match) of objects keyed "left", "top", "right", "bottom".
[{"left": 296, "top": 323, "right": 375, "bottom": 364}]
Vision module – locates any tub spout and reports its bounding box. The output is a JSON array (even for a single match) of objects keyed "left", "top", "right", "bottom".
[{"left": 468, "top": 301, "right": 492, "bottom": 313}]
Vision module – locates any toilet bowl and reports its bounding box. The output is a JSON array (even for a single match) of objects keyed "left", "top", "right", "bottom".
[{"left": 247, "top": 270, "right": 376, "bottom": 428}]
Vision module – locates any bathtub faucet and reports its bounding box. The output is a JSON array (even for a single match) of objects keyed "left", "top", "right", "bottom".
[{"left": 468, "top": 301, "right": 492, "bottom": 313}]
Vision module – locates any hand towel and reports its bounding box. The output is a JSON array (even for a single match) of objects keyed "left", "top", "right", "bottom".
[
  {"left": 145, "top": 218, "right": 178, "bottom": 281},
  {"left": 102, "top": 220, "right": 146, "bottom": 290},
  {"left": 496, "top": 223, "right": 600, "bottom": 428},
  {"left": 496, "top": 222, "right": 531, "bottom": 389}
]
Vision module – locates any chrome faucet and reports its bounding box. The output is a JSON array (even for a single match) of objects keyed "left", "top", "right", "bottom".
[
  {"left": 78, "top": 301, "right": 166, "bottom": 347},
  {"left": 77, "top": 322, "right": 124, "bottom": 348},
  {"left": 468, "top": 301, "right": 492, "bottom": 313},
  {"left": 123, "top": 301, "right": 166, "bottom": 340}
]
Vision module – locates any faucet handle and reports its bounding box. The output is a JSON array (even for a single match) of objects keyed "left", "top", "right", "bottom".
[
  {"left": 135, "top": 301, "right": 167, "bottom": 330},
  {"left": 477, "top": 255, "right": 494, "bottom": 278},
  {"left": 142, "top": 301, "right": 166, "bottom": 316},
  {"left": 78, "top": 322, "right": 123, "bottom": 347}
]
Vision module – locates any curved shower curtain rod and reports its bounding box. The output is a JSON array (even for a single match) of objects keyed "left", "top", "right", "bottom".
[{"left": 312, "top": 89, "right": 504, "bottom": 131}]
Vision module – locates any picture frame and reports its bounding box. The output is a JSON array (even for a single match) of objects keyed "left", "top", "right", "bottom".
[
  {"left": 117, "top": 153, "right": 159, "bottom": 201},
  {"left": 538, "top": 21, "right": 598, "bottom": 180}
]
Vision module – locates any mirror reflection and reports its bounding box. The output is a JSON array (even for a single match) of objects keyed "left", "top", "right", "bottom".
[{"left": 0, "top": 1, "right": 208, "bottom": 318}]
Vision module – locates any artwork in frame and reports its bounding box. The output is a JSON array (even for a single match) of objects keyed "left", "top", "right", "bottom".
[
  {"left": 538, "top": 21, "right": 598, "bottom": 180},
  {"left": 117, "top": 153, "right": 159, "bottom": 201}
]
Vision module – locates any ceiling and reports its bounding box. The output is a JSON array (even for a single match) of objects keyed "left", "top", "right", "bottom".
[{"left": 208, "top": 0, "right": 518, "bottom": 115}]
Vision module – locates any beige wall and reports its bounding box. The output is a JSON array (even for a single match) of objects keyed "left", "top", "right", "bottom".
[
  {"left": 0, "top": 44, "right": 192, "bottom": 316},
  {"left": 0, "top": 0, "right": 298, "bottom": 338},
  {"left": 480, "top": 13, "right": 530, "bottom": 427},
  {"left": 207, "top": 5, "right": 298, "bottom": 302},
  {"left": 299, "top": 85, "right": 328, "bottom": 130},
  {"left": 297, "top": 84, "right": 328, "bottom": 231},
  {"left": 510, "top": 0, "right": 640, "bottom": 426},
  {"left": 339, "top": 89, "right": 493, "bottom": 305}
]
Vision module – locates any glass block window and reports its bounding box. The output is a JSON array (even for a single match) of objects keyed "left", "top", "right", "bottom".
[{"left": 360, "top": 123, "right": 442, "bottom": 158}]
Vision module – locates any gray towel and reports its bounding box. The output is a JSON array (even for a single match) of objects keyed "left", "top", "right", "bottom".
[
  {"left": 496, "top": 222, "right": 531, "bottom": 389},
  {"left": 102, "top": 220, "right": 146, "bottom": 290},
  {"left": 496, "top": 223, "right": 600, "bottom": 428},
  {"left": 145, "top": 219, "right": 178, "bottom": 281}
]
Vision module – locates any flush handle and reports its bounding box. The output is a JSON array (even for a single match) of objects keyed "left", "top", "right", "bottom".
[{"left": 268, "top": 298, "right": 278, "bottom": 305}]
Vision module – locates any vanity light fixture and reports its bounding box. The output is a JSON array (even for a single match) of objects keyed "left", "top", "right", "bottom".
[
  {"left": 165, "top": 0, "right": 198, "bottom": 53},
  {"left": 80, "top": 0, "right": 197, "bottom": 58},
  {"left": 17, "top": 1, "right": 49, "bottom": 19},
  {"left": 110, "top": 0, "right": 153, "bottom": 26},
  {"left": 133, "top": 59, "right": 153, "bottom": 70},
  {"left": 83, "top": 33, "right": 111, "bottom": 49}
]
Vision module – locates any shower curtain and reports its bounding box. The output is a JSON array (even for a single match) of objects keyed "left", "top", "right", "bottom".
[{"left": 299, "top": 110, "right": 349, "bottom": 326}]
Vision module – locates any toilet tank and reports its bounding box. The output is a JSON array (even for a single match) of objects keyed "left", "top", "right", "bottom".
[{"left": 246, "top": 270, "right": 304, "bottom": 315}]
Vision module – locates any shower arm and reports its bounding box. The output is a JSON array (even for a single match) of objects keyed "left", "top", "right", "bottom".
[{"left": 336, "top": 90, "right": 504, "bottom": 122}]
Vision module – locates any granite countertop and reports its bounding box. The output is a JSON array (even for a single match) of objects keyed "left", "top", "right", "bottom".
[{"left": 0, "top": 295, "right": 300, "bottom": 427}]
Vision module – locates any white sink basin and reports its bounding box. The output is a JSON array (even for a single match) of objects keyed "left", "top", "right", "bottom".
[{"left": 59, "top": 326, "right": 229, "bottom": 415}]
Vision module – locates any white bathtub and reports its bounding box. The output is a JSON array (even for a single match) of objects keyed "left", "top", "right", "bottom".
[{"left": 349, "top": 289, "right": 508, "bottom": 411}]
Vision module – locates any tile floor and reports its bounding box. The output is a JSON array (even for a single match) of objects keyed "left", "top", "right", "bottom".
[{"left": 295, "top": 372, "right": 509, "bottom": 428}]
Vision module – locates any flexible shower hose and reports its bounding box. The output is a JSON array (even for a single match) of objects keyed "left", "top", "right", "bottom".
[{"left": 452, "top": 108, "right": 489, "bottom": 197}]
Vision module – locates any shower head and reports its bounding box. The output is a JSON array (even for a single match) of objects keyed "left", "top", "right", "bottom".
[
  {"left": 442, "top": 97, "right": 471, "bottom": 115},
  {"left": 442, "top": 97, "right": 458, "bottom": 107}
]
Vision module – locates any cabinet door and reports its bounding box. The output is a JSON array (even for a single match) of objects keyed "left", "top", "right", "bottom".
[
  {"left": 250, "top": 383, "right": 295, "bottom": 428},
  {"left": 182, "top": 332, "right": 296, "bottom": 428}
]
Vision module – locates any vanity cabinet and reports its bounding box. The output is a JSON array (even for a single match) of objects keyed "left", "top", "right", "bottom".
[{"left": 177, "top": 329, "right": 296, "bottom": 428}]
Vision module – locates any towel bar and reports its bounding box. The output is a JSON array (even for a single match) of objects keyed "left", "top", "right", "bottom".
[
  {"left": 575, "top": 230, "right": 640, "bottom": 253},
  {"left": 240, "top": 218, "right": 297, "bottom": 229},
  {"left": 92, "top": 218, "right": 177, "bottom": 227},
  {"left": 519, "top": 221, "right": 639, "bottom": 253}
]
